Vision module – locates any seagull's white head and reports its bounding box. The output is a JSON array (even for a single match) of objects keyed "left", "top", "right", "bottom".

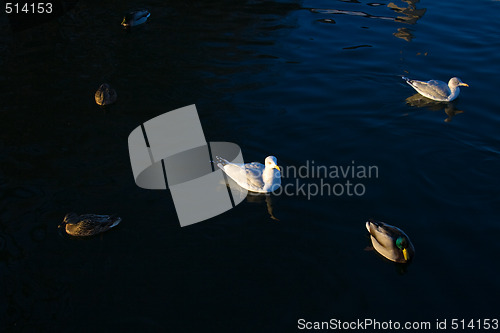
[
  {"left": 449, "top": 77, "right": 469, "bottom": 88},
  {"left": 265, "top": 156, "right": 280, "bottom": 172}
]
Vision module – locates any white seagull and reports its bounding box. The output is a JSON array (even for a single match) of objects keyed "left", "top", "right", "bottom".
[
  {"left": 403, "top": 77, "right": 469, "bottom": 102},
  {"left": 216, "top": 156, "right": 281, "bottom": 193}
]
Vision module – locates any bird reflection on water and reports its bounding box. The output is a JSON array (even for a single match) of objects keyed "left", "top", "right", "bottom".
[
  {"left": 388, "top": 0, "right": 427, "bottom": 41},
  {"left": 405, "top": 93, "right": 465, "bottom": 122},
  {"left": 245, "top": 192, "right": 280, "bottom": 221},
  {"left": 311, "top": 0, "right": 427, "bottom": 42}
]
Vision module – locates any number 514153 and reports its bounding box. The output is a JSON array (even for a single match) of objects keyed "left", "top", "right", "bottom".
[
  {"left": 5, "top": 3, "right": 53, "bottom": 14},
  {"left": 451, "top": 319, "right": 499, "bottom": 330}
]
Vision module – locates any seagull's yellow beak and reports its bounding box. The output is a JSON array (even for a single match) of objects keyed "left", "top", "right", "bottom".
[
  {"left": 461, "top": 83, "right": 469, "bottom": 87},
  {"left": 274, "top": 165, "right": 281, "bottom": 172},
  {"left": 403, "top": 248, "right": 409, "bottom": 261}
]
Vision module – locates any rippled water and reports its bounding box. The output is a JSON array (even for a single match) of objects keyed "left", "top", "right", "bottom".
[{"left": 1, "top": 0, "right": 500, "bottom": 331}]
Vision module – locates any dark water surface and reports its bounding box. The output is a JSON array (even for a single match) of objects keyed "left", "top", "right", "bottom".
[{"left": 1, "top": 0, "right": 500, "bottom": 331}]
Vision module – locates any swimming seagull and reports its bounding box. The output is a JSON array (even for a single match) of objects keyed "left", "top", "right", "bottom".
[
  {"left": 216, "top": 156, "right": 281, "bottom": 193},
  {"left": 60, "top": 213, "right": 121, "bottom": 237},
  {"left": 402, "top": 76, "right": 469, "bottom": 102}
]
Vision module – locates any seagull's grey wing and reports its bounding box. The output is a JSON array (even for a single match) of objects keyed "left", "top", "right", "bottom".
[
  {"left": 244, "top": 162, "right": 265, "bottom": 170},
  {"left": 409, "top": 79, "right": 451, "bottom": 101},
  {"left": 220, "top": 162, "right": 264, "bottom": 190},
  {"left": 244, "top": 163, "right": 265, "bottom": 189}
]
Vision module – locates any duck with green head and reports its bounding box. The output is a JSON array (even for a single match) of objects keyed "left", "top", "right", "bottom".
[{"left": 366, "top": 219, "right": 415, "bottom": 263}]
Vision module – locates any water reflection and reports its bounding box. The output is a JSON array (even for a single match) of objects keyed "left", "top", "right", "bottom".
[
  {"left": 311, "top": 0, "right": 427, "bottom": 42},
  {"left": 395, "top": 262, "right": 410, "bottom": 275},
  {"left": 388, "top": 0, "right": 427, "bottom": 24},
  {"left": 393, "top": 27, "right": 414, "bottom": 42},
  {"left": 311, "top": 8, "right": 395, "bottom": 21},
  {"left": 405, "top": 93, "right": 465, "bottom": 122},
  {"left": 246, "top": 193, "right": 280, "bottom": 221},
  {"left": 388, "top": 0, "right": 427, "bottom": 41}
]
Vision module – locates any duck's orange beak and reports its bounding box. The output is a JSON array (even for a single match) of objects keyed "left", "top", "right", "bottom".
[{"left": 403, "top": 248, "right": 409, "bottom": 261}]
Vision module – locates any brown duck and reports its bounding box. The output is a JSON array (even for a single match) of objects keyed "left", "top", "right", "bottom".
[{"left": 60, "top": 213, "right": 121, "bottom": 237}]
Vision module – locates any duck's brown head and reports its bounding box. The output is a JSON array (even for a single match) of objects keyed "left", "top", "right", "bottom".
[{"left": 61, "top": 212, "right": 79, "bottom": 225}]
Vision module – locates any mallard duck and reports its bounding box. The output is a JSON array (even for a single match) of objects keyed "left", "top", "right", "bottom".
[
  {"left": 216, "top": 156, "right": 281, "bottom": 193},
  {"left": 95, "top": 83, "right": 117, "bottom": 106},
  {"left": 121, "top": 9, "right": 150, "bottom": 27},
  {"left": 366, "top": 219, "right": 415, "bottom": 263},
  {"left": 60, "top": 213, "right": 121, "bottom": 237},
  {"left": 403, "top": 77, "right": 468, "bottom": 102}
]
